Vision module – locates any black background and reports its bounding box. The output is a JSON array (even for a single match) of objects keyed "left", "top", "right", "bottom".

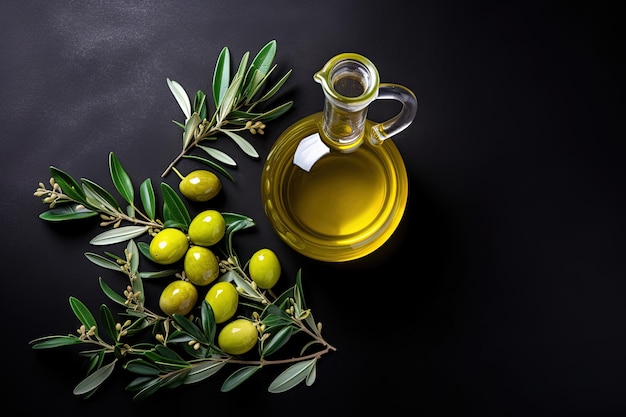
[{"left": 1, "top": 1, "right": 624, "bottom": 416}]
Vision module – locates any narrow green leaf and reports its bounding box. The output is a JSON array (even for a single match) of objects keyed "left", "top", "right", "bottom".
[
  {"left": 84, "top": 252, "right": 122, "bottom": 272},
  {"left": 243, "top": 69, "right": 266, "bottom": 103},
  {"left": 137, "top": 241, "right": 151, "bottom": 260},
  {"left": 167, "top": 78, "right": 191, "bottom": 120},
  {"left": 184, "top": 360, "right": 226, "bottom": 385},
  {"left": 50, "top": 166, "right": 87, "bottom": 203},
  {"left": 30, "top": 335, "right": 83, "bottom": 349},
  {"left": 130, "top": 377, "right": 162, "bottom": 400},
  {"left": 234, "top": 51, "right": 250, "bottom": 82},
  {"left": 244, "top": 40, "right": 276, "bottom": 98},
  {"left": 98, "top": 277, "right": 128, "bottom": 307},
  {"left": 220, "top": 366, "right": 261, "bottom": 392},
  {"left": 305, "top": 362, "right": 317, "bottom": 386},
  {"left": 245, "top": 65, "right": 276, "bottom": 105},
  {"left": 255, "top": 101, "right": 294, "bottom": 122},
  {"left": 161, "top": 182, "right": 191, "bottom": 228},
  {"left": 182, "top": 155, "right": 235, "bottom": 182},
  {"left": 127, "top": 239, "right": 139, "bottom": 274},
  {"left": 89, "top": 225, "right": 149, "bottom": 246},
  {"left": 196, "top": 144, "right": 237, "bottom": 166},
  {"left": 193, "top": 90, "right": 207, "bottom": 120},
  {"left": 182, "top": 112, "right": 201, "bottom": 150},
  {"left": 99, "top": 304, "right": 118, "bottom": 343},
  {"left": 268, "top": 359, "right": 317, "bottom": 393},
  {"left": 255, "top": 69, "right": 293, "bottom": 104},
  {"left": 171, "top": 314, "right": 207, "bottom": 343},
  {"left": 139, "top": 178, "right": 156, "bottom": 220},
  {"left": 160, "top": 369, "right": 190, "bottom": 389},
  {"left": 213, "top": 47, "right": 230, "bottom": 108},
  {"left": 39, "top": 205, "right": 97, "bottom": 221},
  {"left": 139, "top": 269, "right": 180, "bottom": 279},
  {"left": 109, "top": 152, "right": 134, "bottom": 205},
  {"left": 124, "top": 359, "right": 162, "bottom": 376},
  {"left": 200, "top": 300, "right": 216, "bottom": 342},
  {"left": 73, "top": 360, "right": 117, "bottom": 395},
  {"left": 154, "top": 345, "right": 186, "bottom": 362},
  {"left": 143, "top": 351, "right": 189, "bottom": 368},
  {"left": 85, "top": 351, "right": 105, "bottom": 376},
  {"left": 227, "top": 109, "right": 263, "bottom": 122},
  {"left": 216, "top": 74, "right": 244, "bottom": 124},
  {"left": 125, "top": 376, "right": 158, "bottom": 392},
  {"left": 81, "top": 178, "right": 120, "bottom": 212},
  {"left": 250, "top": 40, "right": 276, "bottom": 76},
  {"left": 221, "top": 270, "right": 262, "bottom": 302},
  {"left": 262, "top": 325, "right": 297, "bottom": 357},
  {"left": 222, "top": 212, "right": 255, "bottom": 227},
  {"left": 69, "top": 296, "right": 97, "bottom": 331},
  {"left": 225, "top": 218, "right": 255, "bottom": 236},
  {"left": 220, "top": 130, "right": 259, "bottom": 158},
  {"left": 294, "top": 269, "right": 307, "bottom": 309}
]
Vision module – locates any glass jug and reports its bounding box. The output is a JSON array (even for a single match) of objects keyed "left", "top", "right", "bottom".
[{"left": 261, "top": 53, "right": 417, "bottom": 262}]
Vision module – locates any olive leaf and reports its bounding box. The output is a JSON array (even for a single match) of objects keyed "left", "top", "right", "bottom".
[
  {"left": 220, "top": 130, "right": 259, "bottom": 159},
  {"left": 213, "top": 46, "right": 230, "bottom": 108},
  {"left": 139, "top": 178, "right": 156, "bottom": 220},
  {"left": 125, "top": 359, "right": 162, "bottom": 376},
  {"left": 193, "top": 90, "right": 208, "bottom": 120},
  {"left": 161, "top": 40, "right": 292, "bottom": 178},
  {"left": 182, "top": 113, "right": 201, "bottom": 150},
  {"left": 50, "top": 166, "right": 87, "bottom": 204},
  {"left": 200, "top": 300, "right": 217, "bottom": 343},
  {"left": 221, "top": 366, "right": 261, "bottom": 392},
  {"left": 196, "top": 144, "right": 237, "bottom": 166},
  {"left": 254, "top": 70, "right": 293, "bottom": 105},
  {"left": 98, "top": 277, "right": 128, "bottom": 307},
  {"left": 89, "top": 225, "right": 150, "bottom": 246},
  {"left": 267, "top": 358, "right": 317, "bottom": 393},
  {"left": 261, "top": 325, "right": 298, "bottom": 357},
  {"left": 100, "top": 304, "right": 119, "bottom": 343},
  {"left": 73, "top": 360, "right": 117, "bottom": 396},
  {"left": 29, "top": 335, "right": 83, "bottom": 349},
  {"left": 69, "top": 296, "right": 98, "bottom": 332},
  {"left": 167, "top": 78, "right": 191, "bottom": 120},
  {"left": 171, "top": 313, "right": 208, "bottom": 344},
  {"left": 38, "top": 204, "right": 97, "bottom": 221},
  {"left": 81, "top": 177, "right": 121, "bottom": 212},
  {"left": 184, "top": 361, "right": 227, "bottom": 385},
  {"left": 183, "top": 154, "right": 235, "bottom": 182},
  {"left": 109, "top": 152, "right": 134, "bottom": 205},
  {"left": 160, "top": 182, "right": 190, "bottom": 229},
  {"left": 85, "top": 252, "right": 122, "bottom": 272}
]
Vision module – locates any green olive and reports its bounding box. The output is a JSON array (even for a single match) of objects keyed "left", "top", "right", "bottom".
[
  {"left": 149, "top": 228, "right": 189, "bottom": 265},
  {"left": 218, "top": 318, "right": 258, "bottom": 355},
  {"left": 188, "top": 209, "right": 226, "bottom": 247},
  {"left": 204, "top": 281, "right": 238, "bottom": 323},
  {"left": 184, "top": 245, "right": 219, "bottom": 286},
  {"left": 176, "top": 169, "right": 222, "bottom": 202},
  {"left": 248, "top": 248, "right": 281, "bottom": 289},
  {"left": 159, "top": 280, "right": 198, "bottom": 316}
]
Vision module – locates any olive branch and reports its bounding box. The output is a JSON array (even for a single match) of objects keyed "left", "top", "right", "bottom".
[
  {"left": 31, "top": 152, "right": 336, "bottom": 399},
  {"left": 161, "top": 39, "right": 293, "bottom": 180}
]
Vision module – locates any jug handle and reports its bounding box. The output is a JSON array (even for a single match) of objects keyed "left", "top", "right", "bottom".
[{"left": 370, "top": 83, "right": 418, "bottom": 145}]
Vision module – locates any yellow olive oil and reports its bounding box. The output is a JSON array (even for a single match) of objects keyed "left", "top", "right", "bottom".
[{"left": 261, "top": 113, "right": 408, "bottom": 262}]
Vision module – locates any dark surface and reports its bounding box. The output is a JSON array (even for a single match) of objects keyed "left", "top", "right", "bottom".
[{"left": 1, "top": 1, "right": 624, "bottom": 416}]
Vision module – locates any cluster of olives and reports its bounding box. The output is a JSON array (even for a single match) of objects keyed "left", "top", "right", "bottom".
[{"left": 148, "top": 208, "right": 281, "bottom": 355}]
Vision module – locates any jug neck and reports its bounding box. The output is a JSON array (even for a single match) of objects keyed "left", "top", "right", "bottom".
[{"left": 314, "top": 53, "right": 380, "bottom": 152}]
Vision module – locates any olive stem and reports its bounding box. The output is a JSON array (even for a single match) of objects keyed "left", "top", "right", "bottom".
[
  {"left": 171, "top": 166, "right": 185, "bottom": 181},
  {"left": 209, "top": 345, "right": 337, "bottom": 367}
]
